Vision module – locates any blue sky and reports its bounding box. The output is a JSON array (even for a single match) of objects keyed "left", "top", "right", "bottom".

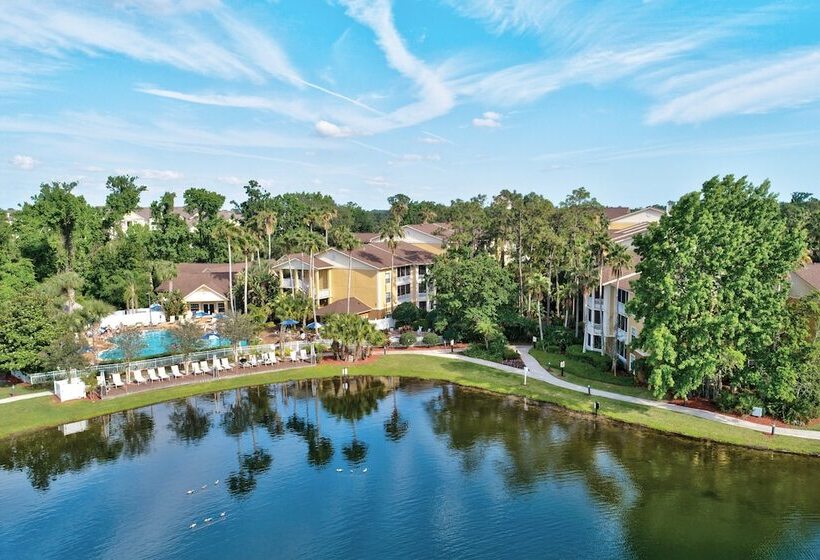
[{"left": 1, "top": 0, "right": 819, "bottom": 210}]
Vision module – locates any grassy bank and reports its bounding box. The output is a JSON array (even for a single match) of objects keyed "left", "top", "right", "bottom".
[
  {"left": 2, "top": 355, "right": 819, "bottom": 455},
  {"left": 530, "top": 348, "right": 656, "bottom": 399}
]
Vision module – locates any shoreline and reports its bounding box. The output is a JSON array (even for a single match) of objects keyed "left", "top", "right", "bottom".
[{"left": 2, "top": 354, "right": 819, "bottom": 456}]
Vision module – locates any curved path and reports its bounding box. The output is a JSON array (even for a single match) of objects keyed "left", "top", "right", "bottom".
[{"left": 405, "top": 346, "right": 820, "bottom": 441}]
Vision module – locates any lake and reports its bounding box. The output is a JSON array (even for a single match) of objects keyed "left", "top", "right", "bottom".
[{"left": 0, "top": 377, "right": 818, "bottom": 559}]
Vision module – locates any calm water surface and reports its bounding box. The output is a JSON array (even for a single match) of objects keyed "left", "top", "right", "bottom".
[{"left": 0, "top": 377, "right": 818, "bottom": 560}]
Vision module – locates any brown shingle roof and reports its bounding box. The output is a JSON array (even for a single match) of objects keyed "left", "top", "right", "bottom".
[
  {"left": 318, "top": 297, "right": 371, "bottom": 316},
  {"left": 369, "top": 241, "right": 436, "bottom": 265},
  {"left": 405, "top": 222, "right": 453, "bottom": 239},
  {"left": 604, "top": 207, "right": 631, "bottom": 220},
  {"left": 157, "top": 262, "right": 247, "bottom": 299},
  {"left": 794, "top": 263, "right": 820, "bottom": 290},
  {"left": 275, "top": 253, "right": 333, "bottom": 269}
]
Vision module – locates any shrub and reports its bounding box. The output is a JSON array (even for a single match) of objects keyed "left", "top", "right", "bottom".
[
  {"left": 498, "top": 307, "right": 538, "bottom": 342},
  {"left": 399, "top": 331, "right": 417, "bottom": 347},
  {"left": 566, "top": 345, "right": 611, "bottom": 371},
  {"left": 502, "top": 346, "right": 520, "bottom": 361},
  {"left": 421, "top": 332, "right": 440, "bottom": 346},
  {"left": 393, "top": 302, "right": 421, "bottom": 327}
]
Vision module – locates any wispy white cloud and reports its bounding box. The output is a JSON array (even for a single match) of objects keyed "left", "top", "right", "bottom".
[
  {"left": 472, "top": 111, "right": 502, "bottom": 127},
  {"left": 131, "top": 168, "right": 185, "bottom": 181},
  {"left": 10, "top": 154, "right": 37, "bottom": 170},
  {"left": 217, "top": 175, "right": 244, "bottom": 186},
  {"left": 335, "top": 0, "right": 455, "bottom": 133},
  {"left": 138, "top": 87, "right": 318, "bottom": 121},
  {"left": 647, "top": 49, "right": 820, "bottom": 124},
  {"left": 365, "top": 175, "right": 391, "bottom": 187}
]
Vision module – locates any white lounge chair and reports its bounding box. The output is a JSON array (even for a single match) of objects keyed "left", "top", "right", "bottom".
[
  {"left": 170, "top": 365, "right": 182, "bottom": 378},
  {"left": 299, "top": 349, "right": 309, "bottom": 361},
  {"left": 212, "top": 357, "right": 223, "bottom": 372},
  {"left": 157, "top": 366, "right": 170, "bottom": 381},
  {"left": 261, "top": 352, "right": 272, "bottom": 365},
  {"left": 97, "top": 374, "right": 107, "bottom": 389},
  {"left": 191, "top": 362, "right": 202, "bottom": 375},
  {"left": 200, "top": 360, "right": 212, "bottom": 374},
  {"left": 147, "top": 368, "right": 160, "bottom": 382},
  {"left": 290, "top": 351, "right": 298, "bottom": 363},
  {"left": 249, "top": 355, "right": 258, "bottom": 367},
  {"left": 221, "top": 358, "right": 233, "bottom": 370},
  {"left": 112, "top": 373, "right": 125, "bottom": 388},
  {"left": 132, "top": 370, "right": 147, "bottom": 384}
]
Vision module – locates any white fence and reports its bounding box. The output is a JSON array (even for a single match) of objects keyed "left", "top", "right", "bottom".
[
  {"left": 26, "top": 340, "right": 319, "bottom": 386},
  {"left": 100, "top": 307, "right": 167, "bottom": 330}
]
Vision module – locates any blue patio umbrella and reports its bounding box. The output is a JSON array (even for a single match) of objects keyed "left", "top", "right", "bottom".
[
  {"left": 306, "top": 321, "right": 322, "bottom": 330},
  {"left": 281, "top": 319, "right": 299, "bottom": 327}
]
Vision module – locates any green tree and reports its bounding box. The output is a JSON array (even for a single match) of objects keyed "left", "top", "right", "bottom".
[
  {"left": 0, "top": 292, "right": 60, "bottom": 373},
  {"left": 113, "top": 327, "right": 146, "bottom": 380},
  {"left": 430, "top": 252, "right": 515, "bottom": 342},
  {"left": 103, "top": 175, "right": 146, "bottom": 232},
  {"left": 330, "top": 226, "right": 362, "bottom": 313},
  {"left": 629, "top": 176, "right": 806, "bottom": 400},
  {"left": 170, "top": 321, "right": 204, "bottom": 373},
  {"left": 392, "top": 301, "right": 421, "bottom": 327},
  {"left": 379, "top": 217, "right": 404, "bottom": 314},
  {"left": 216, "top": 311, "right": 261, "bottom": 361}
]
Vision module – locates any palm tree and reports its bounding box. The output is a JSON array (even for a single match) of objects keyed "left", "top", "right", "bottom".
[
  {"left": 333, "top": 226, "right": 362, "bottom": 313},
  {"left": 527, "top": 272, "right": 550, "bottom": 342},
  {"left": 607, "top": 243, "right": 631, "bottom": 373},
  {"left": 148, "top": 260, "right": 176, "bottom": 292},
  {"left": 379, "top": 218, "right": 404, "bottom": 314},
  {"left": 122, "top": 273, "right": 140, "bottom": 314},
  {"left": 419, "top": 207, "right": 436, "bottom": 224},
  {"left": 46, "top": 271, "right": 84, "bottom": 313},
  {"left": 253, "top": 210, "right": 278, "bottom": 260},
  {"left": 216, "top": 220, "right": 243, "bottom": 313},
  {"left": 317, "top": 208, "right": 337, "bottom": 244},
  {"left": 294, "top": 229, "right": 326, "bottom": 325}
]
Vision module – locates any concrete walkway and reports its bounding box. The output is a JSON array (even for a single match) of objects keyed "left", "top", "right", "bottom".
[
  {"left": 0, "top": 391, "right": 52, "bottom": 405},
  {"left": 405, "top": 346, "right": 820, "bottom": 441}
]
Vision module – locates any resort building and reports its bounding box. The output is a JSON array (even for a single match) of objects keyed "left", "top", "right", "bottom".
[
  {"left": 157, "top": 262, "right": 247, "bottom": 315},
  {"left": 271, "top": 224, "right": 448, "bottom": 320},
  {"left": 118, "top": 207, "right": 239, "bottom": 232},
  {"left": 582, "top": 207, "right": 666, "bottom": 369}
]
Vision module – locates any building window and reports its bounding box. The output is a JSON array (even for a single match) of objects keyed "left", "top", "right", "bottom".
[
  {"left": 418, "top": 302, "right": 427, "bottom": 312},
  {"left": 384, "top": 272, "right": 391, "bottom": 284},
  {"left": 617, "top": 314, "right": 628, "bottom": 332},
  {"left": 217, "top": 303, "right": 226, "bottom": 313},
  {"left": 593, "top": 335, "right": 602, "bottom": 350},
  {"left": 594, "top": 286, "right": 604, "bottom": 299},
  {"left": 397, "top": 265, "right": 411, "bottom": 277},
  {"left": 190, "top": 303, "right": 200, "bottom": 311},
  {"left": 587, "top": 334, "right": 591, "bottom": 347},
  {"left": 397, "top": 284, "right": 411, "bottom": 297},
  {"left": 593, "top": 310, "right": 602, "bottom": 324},
  {"left": 616, "top": 340, "right": 626, "bottom": 359},
  {"left": 617, "top": 289, "right": 629, "bottom": 305},
  {"left": 385, "top": 293, "right": 392, "bottom": 303},
  {"left": 418, "top": 265, "right": 427, "bottom": 277},
  {"left": 587, "top": 309, "right": 592, "bottom": 322}
]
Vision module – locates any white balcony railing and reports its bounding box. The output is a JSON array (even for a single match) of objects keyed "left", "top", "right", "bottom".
[
  {"left": 587, "top": 296, "right": 604, "bottom": 310},
  {"left": 317, "top": 288, "right": 330, "bottom": 300},
  {"left": 586, "top": 322, "right": 603, "bottom": 336},
  {"left": 397, "top": 293, "right": 412, "bottom": 303},
  {"left": 617, "top": 301, "right": 626, "bottom": 315},
  {"left": 397, "top": 275, "right": 412, "bottom": 285},
  {"left": 281, "top": 278, "right": 308, "bottom": 291}
]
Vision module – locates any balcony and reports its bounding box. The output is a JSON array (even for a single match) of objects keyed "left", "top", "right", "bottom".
[
  {"left": 281, "top": 278, "right": 307, "bottom": 291},
  {"left": 397, "top": 275, "right": 412, "bottom": 285},
  {"left": 587, "top": 296, "right": 604, "bottom": 310},
  {"left": 616, "top": 329, "right": 627, "bottom": 342},
  {"left": 617, "top": 301, "right": 626, "bottom": 315},
  {"left": 317, "top": 288, "right": 330, "bottom": 300},
  {"left": 397, "top": 293, "right": 412, "bottom": 303},
  {"left": 586, "top": 322, "right": 603, "bottom": 336}
]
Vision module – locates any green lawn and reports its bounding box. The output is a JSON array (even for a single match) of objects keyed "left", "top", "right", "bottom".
[
  {"left": 2, "top": 355, "right": 819, "bottom": 455},
  {"left": 530, "top": 348, "right": 656, "bottom": 399},
  {"left": 0, "top": 379, "right": 47, "bottom": 399}
]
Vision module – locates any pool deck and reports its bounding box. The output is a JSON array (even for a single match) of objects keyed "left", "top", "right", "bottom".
[{"left": 100, "top": 359, "right": 316, "bottom": 399}]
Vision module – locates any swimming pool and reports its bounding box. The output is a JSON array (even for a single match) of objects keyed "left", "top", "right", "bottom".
[{"left": 100, "top": 329, "right": 235, "bottom": 361}]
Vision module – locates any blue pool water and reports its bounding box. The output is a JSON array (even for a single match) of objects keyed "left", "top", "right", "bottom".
[{"left": 100, "top": 329, "right": 235, "bottom": 361}]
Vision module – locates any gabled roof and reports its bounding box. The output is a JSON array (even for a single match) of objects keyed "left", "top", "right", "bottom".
[
  {"left": 274, "top": 253, "right": 333, "bottom": 269},
  {"left": 157, "top": 262, "right": 247, "bottom": 298},
  {"left": 404, "top": 222, "right": 454, "bottom": 240},
  {"left": 317, "top": 297, "right": 371, "bottom": 316},
  {"left": 793, "top": 263, "right": 820, "bottom": 291},
  {"left": 604, "top": 207, "right": 631, "bottom": 220}
]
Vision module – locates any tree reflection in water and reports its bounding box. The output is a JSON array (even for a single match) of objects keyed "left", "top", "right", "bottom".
[
  {"left": 221, "top": 387, "right": 275, "bottom": 500},
  {"left": 0, "top": 410, "right": 155, "bottom": 491},
  {"left": 167, "top": 400, "right": 211, "bottom": 444},
  {"left": 383, "top": 377, "right": 409, "bottom": 442},
  {"left": 426, "top": 384, "right": 820, "bottom": 560}
]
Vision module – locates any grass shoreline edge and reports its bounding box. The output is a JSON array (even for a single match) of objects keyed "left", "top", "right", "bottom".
[{"left": 2, "top": 354, "right": 819, "bottom": 456}]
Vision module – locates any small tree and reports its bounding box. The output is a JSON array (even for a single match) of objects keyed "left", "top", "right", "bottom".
[
  {"left": 117, "top": 327, "right": 146, "bottom": 383},
  {"left": 392, "top": 301, "right": 421, "bottom": 327},
  {"left": 171, "top": 321, "right": 204, "bottom": 373},
  {"left": 216, "top": 311, "right": 261, "bottom": 362},
  {"left": 39, "top": 332, "right": 89, "bottom": 372},
  {"left": 159, "top": 289, "right": 188, "bottom": 319}
]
